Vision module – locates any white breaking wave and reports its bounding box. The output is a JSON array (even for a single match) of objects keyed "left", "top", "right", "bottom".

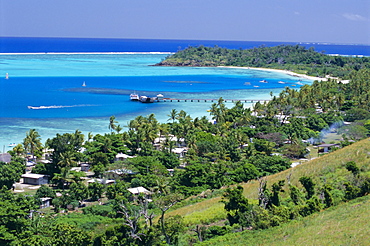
[{"left": 27, "top": 104, "right": 97, "bottom": 110}]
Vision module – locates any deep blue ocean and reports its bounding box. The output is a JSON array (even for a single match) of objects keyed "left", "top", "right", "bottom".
[
  {"left": 1, "top": 37, "right": 370, "bottom": 56},
  {"left": 1, "top": 37, "right": 369, "bottom": 150}
]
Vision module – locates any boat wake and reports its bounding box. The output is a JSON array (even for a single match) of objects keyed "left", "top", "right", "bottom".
[{"left": 27, "top": 104, "right": 97, "bottom": 110}]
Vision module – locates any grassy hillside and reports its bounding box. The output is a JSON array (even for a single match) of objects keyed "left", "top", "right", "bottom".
[
  {"left": 196, "top": 194, "right": 370, "bottom": 246},
  {"left": 167, "top": 138, "right": 370, "bottom": 226}
]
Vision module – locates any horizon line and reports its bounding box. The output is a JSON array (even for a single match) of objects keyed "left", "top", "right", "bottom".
[
  {"left": 0, "top": 52, "right": 174, "bottom": 55},
  {"left": 1, "top": 36, "right": 369, "bottom": 46}
]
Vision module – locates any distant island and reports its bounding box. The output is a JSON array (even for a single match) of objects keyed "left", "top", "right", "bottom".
[{"left": 155, "top": 44, "right": 370, "bottom": 79}]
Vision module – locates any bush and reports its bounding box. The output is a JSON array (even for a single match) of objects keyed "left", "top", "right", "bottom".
[
  {"left": 344, "top": 108, "right": 370, "bottom": 122},
  {"left": 83, "top": 204, "right": 113, "bottom": 217}
]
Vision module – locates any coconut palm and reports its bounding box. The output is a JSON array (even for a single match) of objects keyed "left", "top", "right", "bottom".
[
  {"left": 52, "top": 167, "right": 73, "bottom": 190},
  {"left": 159, "top": 123, "right": 170, "bottom": 137},
  {"left": 167, "top": 109, "right": 178, "bottom": 123},
  {"left": 12, "top": 144, "right": 25, "bottom": 156},
  {"left": 23, "top": 129, "right": 42, "bottom": 160},
  {"left": 87, "top": 132, "right": 94, "bottom": 142},
  {"left": 115, "top": 124, "right": 123, "bottom": 134},
  {"left": 109, "top": 115, "right": 118, "bottom": 132},
  {"left": 57, "top": 151, "right": 76, "bottom": 168}
]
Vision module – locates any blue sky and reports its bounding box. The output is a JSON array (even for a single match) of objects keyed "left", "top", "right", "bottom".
[{"left": 1, "top": 0, "right": 369, "bottom": 44}]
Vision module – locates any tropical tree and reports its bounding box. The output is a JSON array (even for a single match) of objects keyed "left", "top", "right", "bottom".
[
  {"left": 88, "top": 182, "right": 105, "bottom": 201},
  {"left": 46, "top": 131, "right": 84, "bottom": 173},
  {"left": 23, "top": 129, "right": 43, "bottom": 159},
  {"left": 109, "top": 115, "right": 118, "bottom": 132},
  {"left": 0, "top": 159, "right": 25, "bottom": 189},
  {"left": 69, "top": 182, "right": 88, "bottom": 202},
  {"left": 57, "top": 151, "right": 76, "bottom": 169},
  {"left": 167, "top": 109, "right": 178, "bottom": 123},
  {"left": 222, "top": 185, "right": 251, "bottom": 229},
  {"left": 115, "top": 124, "right": 123, "bottom": 134},
  {"left": 10, "top": 144, "right": 25, "bottom": 157},
  {"left": 34, "top": 184, "right": 56, "bottom": 199},
  {"left": 52, "top": 167, "right": 73, "bottom": 190},
  {"left": 154, "top": 192, "right": 183, "bottom": 245}
]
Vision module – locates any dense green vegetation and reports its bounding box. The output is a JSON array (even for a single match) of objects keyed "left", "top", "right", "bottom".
[
  {"left": 1, "top": 45, "right": 370, "bottom": 245},
  {"left": 156, "top": 45, "right": 370, "bottom": 78}
]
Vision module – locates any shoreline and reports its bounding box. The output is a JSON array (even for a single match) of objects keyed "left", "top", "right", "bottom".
[
  {"left": 218, "top": 66, "right": 328, "bottom": 81},
  {"left": 0, "top": 52, "right": 174, "bottom": 55}
]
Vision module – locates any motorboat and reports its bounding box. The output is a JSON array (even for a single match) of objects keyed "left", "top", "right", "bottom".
[{"left": 130, "top": 93, "right": 139, "bottom": 101}]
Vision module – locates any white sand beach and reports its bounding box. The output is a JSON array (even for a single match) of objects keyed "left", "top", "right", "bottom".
[{"left": 218, "top": 66, "right": 328, "bottom": 82}]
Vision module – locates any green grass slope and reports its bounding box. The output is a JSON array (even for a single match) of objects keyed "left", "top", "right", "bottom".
[
  {"left": 196, "top": 194, "right": 370, "bottom": 246},
  {"left": 167, "top": 138, "right": 370, "bottom": 228}
]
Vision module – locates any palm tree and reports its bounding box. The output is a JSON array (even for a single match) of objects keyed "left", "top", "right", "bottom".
[
  {"left": 23, "top": 129, "right": 42, "bottom": 160},
  {"left": 141, "top": 124, "right": 158, "bottom": 143},
  {"left": 12, "top": 144, "right": 25, "bottom": 156},
  {"left": 115, "top": 124, "right": 123, "bottom": 134},
  {"left": 147, "top": 113, "right": 157, "bottom": 124},
  {"left": 209, "top": 103, "right": 220, "bottom": 123},
  {"left": 167, "top": 109, "right": 178, "bottom": 123},
  {"left": 52, "top": 167, "right": 73, "bottom": 190},
  {"left": 87, "top": 132, "right": 94, "bottom": 142},
  {"left": 100, "top": 137, "right": 113, "bottom": 154},
  {"left": 158, "top": 123, "right": 170, "bottom": 137},
  {"left": 109, "top": 115, "right": 118, "bottom": 132},
  {"left": 72, "top": 129, "right": 84, "bottom": 148},
  {"left": 127, "top": 119, "right": 139, "bottom": 131},
  {"left": 161, "top": 136, "right": 175, "bottom": 154},
  {"left": 57, "top": 151, "right": 76, "bottom": 168}
]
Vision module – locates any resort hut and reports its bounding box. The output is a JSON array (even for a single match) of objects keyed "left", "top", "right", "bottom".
[
  {"left": 115, "top": 153, "right": 134, "bottom": 162},
  {"left": 317, "top": 143, "right": 340, "bottom": 153},
  {"left": 87, "top": 178, "right": 115, "bottom": 185},
  {"left": 80, "top": 163, "right": 90, "bottom": 172},
  {"left": 127, "top": 186, "right": 152, "bottom": 201},
  {"left": 39, "top": 197, "right": 52, "bottom": 209},
  {"left": 172, "top": 147, "right": 188, "bottom": 158},
  {"left": 21, "top": 173, "right": 49, "bottom": 185}
]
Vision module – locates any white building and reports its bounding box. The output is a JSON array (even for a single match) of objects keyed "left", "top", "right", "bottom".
[{"left": 21, "top": 173, "right": 49, "bottom": 185}]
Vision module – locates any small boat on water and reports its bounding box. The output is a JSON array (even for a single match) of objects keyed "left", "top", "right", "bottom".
[
  {"left": 130, "top": 93, "right": 139, "bottom": 101},
  {"left": 8, "top": 143, "right": 16, "bottom": 147},
  {"left": 296, "top": 82, "right": 304, "bottom": 85},
  {"left": 278, "top": 81, "right": 285, "bottom": 84},
  {"left": 82, "top": 81, "right": 86, "bottom": 87},
  {"left": 259, "top": 80, "right": 268, "bottom": 83},
  {"left": 5, "top": 73, "right": 9, "bottom": 79},
  {"left": 27, "top": 105, "right": 63, "bottom": 109}
]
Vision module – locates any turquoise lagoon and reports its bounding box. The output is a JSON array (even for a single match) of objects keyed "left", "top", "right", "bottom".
[{"left": 0, "top": 53, "right": 312, "bottom": 150}]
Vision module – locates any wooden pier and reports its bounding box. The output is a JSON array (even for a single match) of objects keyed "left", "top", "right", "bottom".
[{"left": 160, "top": 98, "right": 270, "bottom": 103}]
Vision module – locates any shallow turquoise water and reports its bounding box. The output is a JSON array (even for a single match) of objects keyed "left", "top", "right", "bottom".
[{"left": 0, "top": 54, "right": 311, "bottom": 150}]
